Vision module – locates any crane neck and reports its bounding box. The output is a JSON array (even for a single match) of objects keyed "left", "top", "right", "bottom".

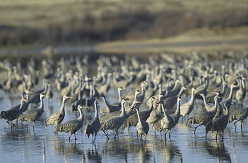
[
  {"left": 117, "top": 89, "right": 122, "bottom": 103},
  {"left": 175, "top": 99, "right": 181, "bottom": 116},
  {"left": 176, "top": 87, "right": 185, "bottom": 97},
  {"left": 77, "top": 107, "right": 83, "bottom": 121},
  {"left": 38, "top": 96, "right": 44, "bottom": 110},
  {"left": 94, "top": 103, "right": 98, "bottom": 118},
  {"left": 120, "top": 101, "right": 126, "bottom": 117},
  {"left": 189, "top": 89, "right": 195, "bottom": 105},
  {"left": 136, "top": 109, "right": 141, "bottom": 122},
  {"left": 226, "top": 85, "right": 235, "bottom": 102},
  {"left": 101, "top": 95, "right": 110, "bottom": 109},
  {"left": 212, "top": 96, "right": 219, "bottom": 113},
  {"left": 60, "top": 97, "right": 67, "bottom": 113}
]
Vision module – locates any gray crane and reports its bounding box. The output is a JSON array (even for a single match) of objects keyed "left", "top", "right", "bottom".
[
  {"left": 18, "top": 94, "right": 45, "bottom": 128},
  {"left": 25, "top": 80, "right": 48, "bottom": 105},
  {"left": 180, "top": 87, "right": 196, "bottom": 120},
  {"left": 206, "top": 103, "right": 230, "bottom": 140},
  {"left": 146, "top": 94, "right": 164, "bottom": 131},
  {"left": 160, "top": 96, "right": 181, "bottom": 139},
  {"left": 0, "top": 97, "right": 30, "bottom": 128},
  {"left": 54, "top": 104, "right": 84, "bottom": 141},
  {"left": 100, "top": 98, "right": 129, "bottom": 140},
  {"left": 100, "top": 99, "right": 141, "bottom": 123},
  {"left": 122, "top": 96, "right": 155, "bottom": 131},
  {"left": 45, "top": 95, "right": 71, "bottom": 133},
  {"left": 200, "top": 91, "right": 220, "bottom": 112},
  {"left": 228, "top": 104, "right": 248, "bottom": 131},
  {"left": 235, "top": 78, "right": 246, "bottom": 106},
  {"left": 206, "top": 80, "right": 227, "bottom": 103},
  {"left": 163, "top": 86, "right": 186, "bottom": 113},
  {"left": 187, "top": 94, "right": 220, "bottom": 135},
  {"left": 136, "top": 82, "right": 147, "bottom": 103},
  {"left": 99, "top": 92, "right": 122, "bottom": 113},
  {"left": 85, "top": 100, "right": 100, "bottom": 142},
  {"left": 136, "top": 108, "right": 149, "bottom": 141},
  {"left": 45, "top": 82, "right": 53, "bottom": 105}
]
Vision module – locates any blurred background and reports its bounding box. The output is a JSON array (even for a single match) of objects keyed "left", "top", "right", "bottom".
[{"left": 0, "top": 0, "right": 247, "bottom": 53}]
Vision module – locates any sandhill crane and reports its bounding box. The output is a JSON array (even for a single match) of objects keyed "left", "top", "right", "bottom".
[
  {"left": 45, "top": 95, "right": 71, "bottom": 133},
  {"left": 85, "top": 100, "right": 100, "bottom": 142},
  {"left": 200, "top": 91, "right": 220, "bottom": 112},
  {"left": 206, "top": 80, "right": 227, "bottom": 103},
  {"left": 228, "top": 104, "right": 248, "bottom": 131},
  {"left": 45, "top": 82, "right": 53, "bottom": 104},
  {"left": 180, "top": 87, "right": 196, "bottom": 120},
  {"left": 99, "top": 93, "right": 121, "bottom": 113},
  {"left": 187, "top": 94, "right": 220, "bottom": 135},
  {"left": 206, "top": 103, "right": 230, "bottom": 140},
  {"left": 18, "top": 94, "right": 45, "bottom": 128},
  {"left": 108, "top": 87, "right": 124, "bottom": 108},
  {"left": 235, "top": 78, "right": 246, "bottom": 106},
  {"left": 54, "top": 104, "right": 84, "bottom": 141},
  {"left": 122, "top": 96, "right": 155, "bottom": 131},
  {"left": 96, "top": 73, "right": 111, "bottom": 93},
  {"left": 136, "top": 108, "right": 149, "bottom": 141},
  {"left": 100, "top": 99, "right": 142, "bottom": 123},
  {"left": 160, "top": 97, "right": 181, "bottom": 139},
  {"left": 146, "top": 94, "right": 164, "bottom": 130},
  {"left": 0, "top": 97, "right": 30, "bottom": 128},
  {"left": 113, "top": 71, "right": 136, "bottom": 89},
  {"left": 25, "top": 80, "right": 48, "bottom": 105},
  {"left": 100, "top": 98, "right": 129, "bottom": 140},
  {"left": 163, "top": 86, "right": 186, "bottom": 113}
]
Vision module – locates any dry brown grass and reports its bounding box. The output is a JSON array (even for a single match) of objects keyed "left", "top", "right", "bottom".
[{"left": 0, "top": 0, "right": 247, "bottom": 47}]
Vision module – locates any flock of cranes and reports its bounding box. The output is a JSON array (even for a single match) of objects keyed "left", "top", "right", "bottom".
[{"left": 0, "top": 52, "right": 248, "bottom": 143}]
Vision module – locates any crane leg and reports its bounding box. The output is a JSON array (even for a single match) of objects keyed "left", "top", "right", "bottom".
[
  {"left": 215, "top": 131, "right": 218, "bottom": 141},
  {"left": 103, "top": 130, "right": 109, "bottom": 140},
  {"left": 234, "top": 121, "right": 238, "bottom": 132},
  {"left": 241, "top": 120, "right": 243, "bottom": 131}
]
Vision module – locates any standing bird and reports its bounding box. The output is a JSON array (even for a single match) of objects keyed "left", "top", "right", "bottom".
[
  {"left": 54, "top": 104, "right": 84, "bottom": 141},
  {"left": 136, "top": 108, "right": 149, "bottom": 141},
  {"left": 180, "top": 87, "right": 196, "bottom": 120},
  {"left": 18, "top": 94, "right": 45, "bottom": 128},
  {"left": 235, "top": 78, "right": 246, "bottom": 106},
  {"left": 100, "top": 98, "right": 129, "bottom": 140},
  {"left": 100, "top": 99, "right": 141, "bottom": 123},
  {"left": 186, "top": 94, "right": 220, "bottom": 135},
  {"left": 45, "top": 82, "right": 53, "bottom": 105},
  {"left": 45, "top": 95, "right": 71, "bottom": 133},
  {"left": 228, "top": 104, "right": 248, "bottom": 131},
  {"left": 25, "top": 80, "right": 48, "bottom": 105},
  {"left": 85, "top": 100, "right": 100, "bottom": 142},
  {"left": 0, "top": 97, "right": 30, "bottom": 128},
  {"left": 99, "top": 93, "right": 121, "bottom": 113},
  {"left": 122, "top": 96, "right": 155, "bottom": 131},
  {"left": 206, "top": 103, "right": 230, "bottom": 140},
  {"left": 160, "top": 96, "right": 182, "bottom": 139}
]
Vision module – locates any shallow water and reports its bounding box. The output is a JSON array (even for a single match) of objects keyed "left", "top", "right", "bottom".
[{"left": 0, "top": 88, "right": 248, "bottom": 163}]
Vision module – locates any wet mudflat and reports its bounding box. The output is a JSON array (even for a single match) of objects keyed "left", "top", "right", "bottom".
[{"left": 0, "top": 89, "right": 247, "bottom": 163}]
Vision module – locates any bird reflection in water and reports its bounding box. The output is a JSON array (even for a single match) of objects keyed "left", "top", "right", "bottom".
[
  {"left": 50, "top": 136, "right": 85, "bottom": 162},
  {"left": 85, "top": 143, "right": 102, "bottom": 163},
  {"left": 160, "top": 140, "right": 182, "bottom": 163},
  {"left": 191, "top": 139, "right": 231, "bottom": 162},
  {"left": 100, "top": 138, "right": 128, "bottom": 161},
  {"left": 206, "top": 140, "right": 231, "bottom": 162},
  {"left": 137, "top": 143, "right": 152, "bottom": 163}
]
